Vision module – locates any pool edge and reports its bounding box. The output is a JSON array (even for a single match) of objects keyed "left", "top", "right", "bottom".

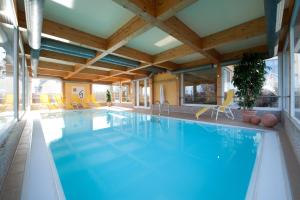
[{"left": 24, "top": 109, "right": 291, "bottom": 200}]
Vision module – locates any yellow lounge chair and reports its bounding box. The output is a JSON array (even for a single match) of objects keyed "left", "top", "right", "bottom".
[
  {"left": 71, "top": 95, "right": 90, "bottom": 109},
  {"left": 5, "top": 94, "right": 13, "bottom": 105},
  {"left": 54, "top": 95, "right": 74, "bottom": 110},
  {"left": 88, "top": 94, "right": 100, "bottom": 107},
  {"left": 212, "top": 89, "right": 235, "bottom": 120},
  {"left": 195, "top": 107, "right": 209, "bottom": 119},
  {"left": 40, "top": 94, "right": 57, "bottom": 109},
  {"left": 0, "top": 94, "right": 13, "bottom": 112}
]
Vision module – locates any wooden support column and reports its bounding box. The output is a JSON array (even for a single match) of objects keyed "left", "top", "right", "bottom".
[{"left": 216, "top": 63, "right": 223, "bottom": 105}]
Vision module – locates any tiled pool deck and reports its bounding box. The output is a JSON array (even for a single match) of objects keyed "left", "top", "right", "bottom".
[
  {"left": 0, "top": 119, "right": 32, "bottom": 200},
  {"left": 0, "top": 106, "right": 299, "bottom": 200}
]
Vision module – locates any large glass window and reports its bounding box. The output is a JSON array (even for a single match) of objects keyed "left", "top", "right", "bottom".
[
  {"left": 293, "top": 14, "right": 300, "bottom": 120},
  {"left": 146, "top": 79, "right": 150, "bottom": 107},
  {"left": 31, "top": 78, "right": 62, "bottom": 108},
  {"left": 255, "top": 57, "right": 279, "bottom": 108},
  {"left": 223, "top": 57, "right": 279, "bottom": 108},
  {"left": 138, "top": 80, "right": 145, "bottom": 106},
  {"left": 112, "top": 84, "right": 120, "bottom": 103},
  {"left": 92, "top": 84, "right": 111, "bottom": 102},
  {"left": 25, "top": 61, "right": 29, "bottom": 109},
  {"left": 134, "top": 78, "right": 151, "bottom": 108},
  {"left": 183, "top": 67, "right": 217, "bottom": 105},
  {"left": 121, "top": 82, "right": 132, "bottom": 103},
  {"left": 283, "top": 47, "right": 290, "bottom": 112},
  {"left": 223, "top": 65, "right": 235, "bottom": 93},
  {"left": 18, "top": 47, "right": 24, "bottom": 116},
  {"left": 0, "top": 23, "right": 15, "bottom": 134}
]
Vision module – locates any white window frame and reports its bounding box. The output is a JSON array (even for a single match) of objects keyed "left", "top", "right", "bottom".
[
  {"left": 180, "top": 73, "right": 218, "bottom": 107},
  {"left": 91, "top": 83, "right": 111, "bottom": 103},
  {"left": 134, "top": 77, "right": 150, "bottom": 109},
  {"left": 120, "top": 81, "right": 132, "bottom": 104},
  {"left": 180, "top": 63, "right": 282, "bottom": 111},
  {"left": 289, "top": 0, "right": 300, "bottom": 125}
]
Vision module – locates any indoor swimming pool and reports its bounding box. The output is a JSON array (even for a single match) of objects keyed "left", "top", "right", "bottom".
[{"left": 40, "top": 109, "right": 262, "bottom": 200}]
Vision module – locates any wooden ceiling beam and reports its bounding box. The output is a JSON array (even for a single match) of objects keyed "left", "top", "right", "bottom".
[
  {"left": 117, "top": 0, "right": 156, "bottom": 18},
  {"left": 34, "top": 60, "right": 116, "bottom": 77},
  {"left": 221, "top": 45, "right": 268, "bottom": 62},
  {"left": 156, "top": 61, "right": 178, "bottom": 70},
  {"left": 202, "top": 17, "right": 267, "bottom": 50},
  {"left": 71, "top": 15, "right": 153, "bottom": 79},
  {"left": 112, "top": 46, "right": 153, "bottom": 63},
  {"left": 28, "top": 50, "right": 148, "bottom": 80},
  {"left": 37, "top": 67, "right": 128, "bottom": 83},
  {"left": 113, "top": 0, "right": 221, "bottom": 63},
  {"left": 107, "top": 16, "right": 152, "bottom": 51},
  {"left": 34, "top": 60, "right": 74, "bottom": 72},
  {"left": 38, "top": 68, "right": 69, "bottom": 78},
  {"left": 29, "top": 48, "right": 149, "bottom": 76},
  {"left": 152, "top": 16, "right": 267, "bottom": 65},
  {"left": 104, "top": 1, "right": 191, "bottom": 71},
  {"left": 180, "top": 58, "right": 211, "bottom": 68},
  {"left": 178, "top": 45, "right": 268, "bottom": 69},
  {"left": 153, "top": 44, "right": 194, "bottom": 64},
  {"left": 18, "top": 10, "right": 174, "bottom": 71},
  {"left": 95, "top": 63, "right": 152, "bottom": 81},
  {"left": 18, "top": 12, "right": 107, "bottom": 51},
  {"left": 156, "top": 0, "right": 197, "bottom": 20}
]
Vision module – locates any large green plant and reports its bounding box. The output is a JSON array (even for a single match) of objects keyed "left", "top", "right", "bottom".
[
  {"left": 232, "top": 53, "right": 268, "bottom": 110},
  {"left": 106, "top": 90, "right": 112, "bottom": 102}
]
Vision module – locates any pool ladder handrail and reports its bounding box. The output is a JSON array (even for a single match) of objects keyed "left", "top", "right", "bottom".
[{"left": 152, "top": 101, "right": 170, "bottom": 116}]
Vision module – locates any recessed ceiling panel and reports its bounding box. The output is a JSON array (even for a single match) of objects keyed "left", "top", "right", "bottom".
[
  {"left": 216, "top": 35, "right": 267, "bottom": 54},
  {"left": 172, "top": 53, "right": 204, "bottom": 64},
  {"left": 126, "top": 27, "right": 183, "bottom": 55},
  {"left": 176, "top": 0, "right": 264, "bottom": 37},
  {"left": 42, "top": 0, "right": 135, "bottom": 38}
]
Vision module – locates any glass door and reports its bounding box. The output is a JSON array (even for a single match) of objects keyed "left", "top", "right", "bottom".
[{"left": 135, "top": 79, "right": 150, "bottom": 108}]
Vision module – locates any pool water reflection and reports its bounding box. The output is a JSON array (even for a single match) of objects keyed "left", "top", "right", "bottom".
[{"left": 40, "top": 110, "right": 261, "bottom": 200}]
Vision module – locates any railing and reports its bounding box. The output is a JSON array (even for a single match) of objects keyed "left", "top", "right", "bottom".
[
  {"left": 152, "top": 101, "right": 170, "bottom": 116},
  {"left": 181, "top": 95, "right": 282, "bottom": 108}
]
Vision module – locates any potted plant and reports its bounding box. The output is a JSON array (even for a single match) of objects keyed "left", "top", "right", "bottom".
[
  {"left": 232, "top": 53, "right": 268, "bottom": 122},
  {"left": 106, "top": 89, "right": 112, "bottom": 107}
]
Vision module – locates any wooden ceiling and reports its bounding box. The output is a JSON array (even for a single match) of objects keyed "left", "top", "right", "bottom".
[{"left": 14, "top": 0, "right": 292, "bottom": 83}]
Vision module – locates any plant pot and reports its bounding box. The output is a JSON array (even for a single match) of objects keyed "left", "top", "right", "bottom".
[
  {"left": 241, "top": 110, "right": 257, "bottom": 123},
  {"left": 250, "top": 116, "right": 261, "bottom": 125},
  {"left": 261, "top": 113, "right": 278, "bottom": 128},
  {"left": 107, "top": 102, "right": 112, "bottom": 107}
]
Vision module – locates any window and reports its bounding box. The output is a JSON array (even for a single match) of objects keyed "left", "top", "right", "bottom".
[
  {"left": 92, "top": 84, "right": 110, "bottom": 102},
  {"left": 255, "top": 57, "right": 279, "bottom": 108},
  {"left": 293, "top": 13, "right": 300, "bottom": 120},
  {"left": 112, "top": 84, "right": 120, "bottom": 103},
  {"left": 283, "top": 47, "right": 290, "bottom": 112},
  {"left": 223, "top": 66, "right": 235, "bottom": 93},
  {"left": 18, "top": 47, "right": 25, "bottom": 116},
  {"left": 121, "top": 82, "right": 132, "bottom": 103},
  {"left": 31, "top": 78, "right": 62, "bottom": 108},
  {"left": 25, "top": 62, "right": 29, "bottom": 109},
  {"left": 134, "top": 78, "right": 151, "bottom": 108},
  {"left": 0, "top": 23, "right": 15, "bottom": 135},
  {"left": 146, "top": 79, "right": 150, "bottom": 107},
  {"left": 223, "top": 57, "right": 280, "bottom": 109},
  {"left": 183, "top": 67, "right": 217, "bottom": 105}
]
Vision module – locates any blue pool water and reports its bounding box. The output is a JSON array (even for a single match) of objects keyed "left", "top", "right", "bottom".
[{"left": 41, "top": 109, "right": 261, "bottom": 200}]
